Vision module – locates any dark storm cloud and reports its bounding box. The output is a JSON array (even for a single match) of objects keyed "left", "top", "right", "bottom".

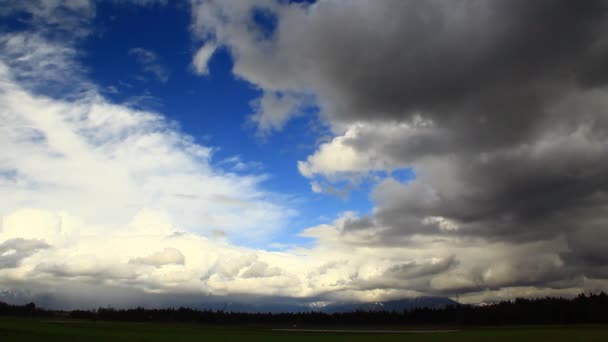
[
  {"left": 198, "top": 0, "right": 608, "bottom": 164},
  {"left": 330, "top": 0, "right": 606, "bottom": 117},
  {"left": 267, "top": 1, "right": 608, "bottom": 246},
  {"left": 343, "top": 123, "right": 608, "bottom": 246},
  {"left": 120, "top": 0, "right": 608, "bottom": 299},
  {"left": 202, "top": 0, "right": 608, "bottom": 293},
  {"left": 237, "top": 0, "right": 608, "bottom": 144},
  {"left": 315, "top": 0, "right": 608, "bottom": 151},
  {"left": 562, "top": 226, "right": 608, "bottom": 279}
]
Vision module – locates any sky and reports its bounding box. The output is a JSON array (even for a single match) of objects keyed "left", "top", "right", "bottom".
[{"left": 1, "top": 0, "right": 608, "bottom": 309}]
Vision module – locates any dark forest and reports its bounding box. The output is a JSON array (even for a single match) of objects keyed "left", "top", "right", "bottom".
[{"left": 2, "top": 293, "right": 607, "bottom": 326}]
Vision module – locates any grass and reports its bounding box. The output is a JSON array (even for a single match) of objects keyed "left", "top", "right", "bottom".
[{"left": 1, "top": 317, "right": 607, "bottom": 341}]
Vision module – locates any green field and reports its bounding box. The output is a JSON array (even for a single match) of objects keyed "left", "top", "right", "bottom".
[{"left": 1, "top": 317, "right": 607, "bottom": 341}]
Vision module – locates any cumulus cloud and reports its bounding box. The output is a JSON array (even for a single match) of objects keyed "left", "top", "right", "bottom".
[{"left": 297, "top": 120, "right": 434, "bottom": 178}]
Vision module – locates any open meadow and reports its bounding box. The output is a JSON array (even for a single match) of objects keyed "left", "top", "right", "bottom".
[{"left": 1, "top": 317, "right": 607, "bottom": 342}]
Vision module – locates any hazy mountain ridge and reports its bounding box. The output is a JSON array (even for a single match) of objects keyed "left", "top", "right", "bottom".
[{"left": 0, "top": 290, "right": 458, "bottom": 313}]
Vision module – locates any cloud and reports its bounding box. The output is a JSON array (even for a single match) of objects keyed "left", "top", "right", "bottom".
[
  {"left": 1, "top": 0, "right": 607, "bottom": 308},
  {"left": 190, "top": 0, "right": 608, "bottom": 301},
  {"left": 129, "top": 248, "right": 185, "bottom": 267},
  {"left": 192, "top": 42, "right": 216, "bottom": 75},
  {"left": 298, "top": 121, "right": 430, "bottom": 178},
  {"left": 0, "top": 27, "right": 470, "bottom": 307},
  {"left": 250, "top": 91, "right": 310, "bottom": 134},
  {"left": 0, "top": 31, "right": 316, "bottom": 304},
  {"left": 0, "top": 0, "right": 96, "bottom": 38},
  {"left": 0, "top": 32, "right": 293, "bottom": 243},
  {"left": 129, "top": 47, "right": 170, "bottom": 82},
  {"left": 0, "top": 33, "right": 91, "bottom": 96},
  {"left": 0, "top": 238, "right": 49, "bottom": 269}
]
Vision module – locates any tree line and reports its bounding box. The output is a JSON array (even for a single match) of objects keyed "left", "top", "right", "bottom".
[{"left": 1, "top": 292, "right": 607, "bottom": 325}]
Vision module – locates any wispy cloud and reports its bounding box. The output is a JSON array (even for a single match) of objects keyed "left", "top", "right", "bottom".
[
  {"left": 0, "top": 0, "right": 96, "bottom": 38},
  {"left": 129, "top": 47, "right": 169, "bottom": 82}
]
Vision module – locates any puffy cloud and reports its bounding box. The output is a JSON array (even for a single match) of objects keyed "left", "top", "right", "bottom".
[{"left": 298, "top": 120, "right": 434, "bottom": 178}]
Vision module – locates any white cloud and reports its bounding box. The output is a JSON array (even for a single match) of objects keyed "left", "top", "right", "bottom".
[
  {"left": 0, "top": 33, "right": 293, "bottom": 243},
  {"left": 298, "top": 124, "right": 373, "bottom": 178},
  {"left": 250, "top": 91, "right": 308, "bottom": 134},
  {"left": 129, "top": 248, "right": 185, "bottom": 267},
  {"left": 0, "top": 32, "right": 312, "bottom": 301},
  {"left": 297, "top": 122, "right": 420, "bottom": 178},
  {"left": 192, "top": 42, "right": 216, "bottom": 75},
  {"left": 189, "top": 0, "right": 318, "bottom": 134}
]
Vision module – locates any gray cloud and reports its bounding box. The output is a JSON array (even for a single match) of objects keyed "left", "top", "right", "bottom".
[
  {"left": 0, "top": 238, "right": 49, "bottom": 269},
  {"left": 193, "top": 1, "right": 608, "bottom": 137},
  {"left": 192, "top": 0, "right": 608, "bottom": 297},
  {"left": 352, "top": 257, "right": 458, "bottom": 293}
]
